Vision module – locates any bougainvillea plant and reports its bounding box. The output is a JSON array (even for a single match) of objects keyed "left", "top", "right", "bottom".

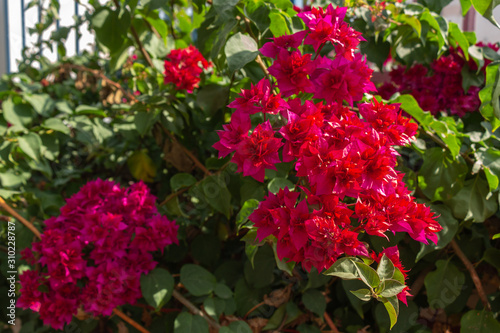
[
  {"left": 17, "top": 179, "right": 178, "bottom": 329},
  {"left": 214, "top": 4, "right": 441, "bottom": 325}
]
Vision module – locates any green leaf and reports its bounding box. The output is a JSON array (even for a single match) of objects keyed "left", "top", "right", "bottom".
[
  {"left": 75, "top": 105, "right": 107, "bottom": 117},
  {"left": 479, "top": 63, "right": 500, "bottom": 125},
  {"left": 145, "top": 16, "right": 168, "bottom": 41},
  {"left": 244, "top": 244, "right": 275, "bottom": 288},
  {"left": 180, "top": 264, "right": 217, "bottom": 296},
  {"left": 235, "top": 199, "right": 260, "bottom": 230},
  {"left": 377, "top": 255, "right": 395, "bottom": 280},
  {"left": 213, "top": 0, "right": 240, "bottom": 20},
  {"left": 418, "top": 148, "right": 468, "bottom": 202},
  {"left": 269, "top": 10, "right": 290, "bottom": 37},
  {"left": 91, "top": 7, "right": 131, "bottom": 53},
  {"left": 471, "top": 0, "right": 500, "bottom": 28},
  {"left": 416, "top": 205, "right": 458, "bottom": 261},
  {"left": 354, "top": 262, "right": 381, "bottom": 289},
  {"left": 18, "top": 133, "right": 42, "bottom": 161},
  {"left": 225, "top": 32, "right": 259, "bottom": 73},
  {"left": 424, "top": 259, "right": 465, "bottom": 309},
  {"left": 267, "top": 177, "right": 294, "bottom": 194},
  {"left": 198, "top": 174, "right": 232, "bottom": 218},
  {"left": 142, "top": 0, "right": 167, "bottom": 10},
  {"left": 323, "top": 257, "right": 359, "bottom": 280},
  {"left": 134, "top": 111, "right": 158, "bottom": 136},
  {"left": 42, "top": 118, "right": 70, "bottom": 135},
  {"left": 203, "top": 297, "right": 225, "bottom": 321},
  {"left": 174, "top": 312, "right": 209, "bottom": 333},
  {"left": 2, "top": 98, "right": 34, "bottom": 128},
  {"left": 420, "top": 10, "right": 445, "bottom": 50},
  {"left": 341, "top": 279, "right": 366, "bottom": 318},
  {"left": 23, "top": 93, "right": 55, "bottom": 116},
  {"left": 378, "top": 279, "right": 406, "bottom": 298},
  {"left": 391, "top": 94, "right": 433, "bottom": 127},
  {"left": 449, "top": 22, "right": 469, "bottom": 60},
  {"left": 460, "top": 309, "right": 500, "bottom": 332},
  {"left": 191, "top": 234, "right": 221, "bottom": 266},
  {"left": 220, "top": 321, "right": 253, "bottom": 333},
  {"left": 475, "top": 147, "right": 500, "bottom": 191},
  {"left": 380, "top": 296, "right": 399, "bottom": 329},
  {"left": 446, "top": 175, "right": 498, "bottom": 222},
  {"left": 400, "top": 14, "right": 422, "bottom": 37},
  {"left": 245, "top": 0, "right": 271, "bottom": 32},
  {"left": 214, "top": 283, "right": 233, "bottom": 299},
  {"left": 482, "top": 247, "right": 500, "bottom": 271},
  {"left": 350, "top": 288, "right": 371, "bottom": 302},
  {"left": 302, "top": 289, "right": 326, "bottom": 317},
  {"left": 459, "top": 0, "right": 472, "bottom": 15},
  {"left": 196, "top": 85, "right": 229, "bottom": 115},
  {"left": 170, "top": 173, "right": 197, "bottom": 191},
  {"left": 140, "top": 268, "right": 174, "bottom": 310},
  {"left": 263, "top": 303, "right": 287, "bottom": 330}
]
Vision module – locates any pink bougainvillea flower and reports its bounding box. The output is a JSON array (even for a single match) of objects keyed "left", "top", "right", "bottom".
[
  {"left": 164, "top": 45, "right": 211, "bottom": 92},
  {"left": 260, "top": 31, "right": 307, "bottom": 58},
  {"left": 18, "top": 179, "right": 178, "bottom": 330},
  {"left": 232, "top": 121, "right": 283, "bottom": 182},
  {"left": 214, "top": 4, "right": 441, "bottom": 283}
]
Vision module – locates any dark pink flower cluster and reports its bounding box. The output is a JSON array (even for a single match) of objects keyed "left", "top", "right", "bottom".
[
  {"left": 213, "top": 5, "right": 441, "bottom": 298},
  {"left": 164, "top": 45, "right": 211, "bottom": 92},
  {"left": 378, "top": 47, "right": 489, "bottom": 117},
  {"left": 17, "top": 179, "right": 178, "bottom": 329}
]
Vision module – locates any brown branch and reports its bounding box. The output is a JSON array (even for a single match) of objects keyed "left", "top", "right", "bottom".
[
  {"left": 143, "top": 18, "right": 161, "bottom": 39},
  {"left": 159, "top": 124, "right": 211, "bottom": 176},
  {"left": 408, "top": 266, "right": 433, "bottom": 300},
  {"left": 112, "top": 0, "right": 155, "bottom": 69},
  {"left": 130, "top": 27, "right": 155, "bottom": 69},
  {"left": 112, "top": 308, "right": 150, "bottom": 333},
  {"left": 450, "top": 239, "right": 491, "bottom": 311},
  {"left": 172, "top": 290, "right": 221, "bottom": 330},
  {"left": 243, "top": 301, "right": 266, "bottom": 319},
  {"left": 0, "top": 197, "right": 41, "bottom": 240},
  {"left": 323, "top": 312, "right": 341, "bottom": 333},
  {"left": 61, "top": 63, "right": 138, "bottom": 103},
  {"left": 160, "top": 187, "right": 189, "bottom": 206}
]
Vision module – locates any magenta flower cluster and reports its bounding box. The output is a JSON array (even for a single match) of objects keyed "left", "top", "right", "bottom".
[
  {"left": 17, "top": 179, "right": 178, "bottom": 329},
  {"left": 213, "top": 4, "right": 441, "bottom": 304},
  {"left": 378, "top": 44, "right": 500, "bottom": 117}
]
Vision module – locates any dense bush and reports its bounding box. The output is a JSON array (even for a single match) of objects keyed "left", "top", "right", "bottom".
[{"left": 0, "top": 0, "right": 499, "bottom": 332}]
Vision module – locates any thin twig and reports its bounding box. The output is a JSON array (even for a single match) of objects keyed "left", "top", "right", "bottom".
[
  {"left": 408, "top": 266, "right": 433, "bottom": 300},
  {"left": 172, "top": 290, "right": 221, "bottom": 330},
  {"left": 160, "top": 187, "right": 189, "bottom": 206},
  {"left": 450, "top": 239, "right": 491, "bottom": 311},
  {"left": 112, "top": 0, "right": 155, "bottom": 69},
  {"left": 256, "top": 55, "right": 272, "bottom": 81},
  {"left": 112, "top": 308, "right": 150, "bottom": 333},
  {"left": 323, "top": 312, "right": 341, "bottom": 333},
  {"left": 243, "top": 301, "right": 266, "bottom": 319},
  {"left": 0, "top": 197, "right": 41, "bottom": 240},
  {"left": 60, "top": 63, "right": 138, "bottom": 102}
]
